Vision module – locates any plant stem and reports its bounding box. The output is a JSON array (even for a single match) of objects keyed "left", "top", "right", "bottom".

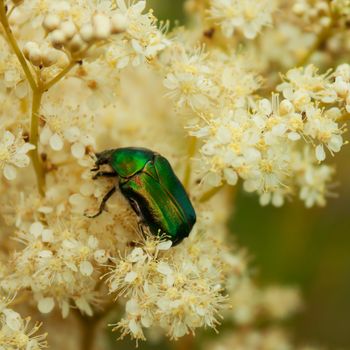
[
  {"left": 80, "top": 316, "right": 97, "bottom": 350},
  {"left": 44, "top": 44, "right": 93, "bottom": 90},
  {"left": 183, "top": 137, "right": 197, "bottom": 190},
  {"left": 0, "top": 1, "right": 84, "bottom": 196},
  {"left": 43, "top": 60, "right": 78, "bottom": 90},
  {"left": 0, "top": 0, "right": 46, "bottom": 195},
  {"left": 296, "top": 7, "right": 336, "bottom": 67},
  {"left": 76, "top": 307, "right": 116, "bottom": 350},
  {"left": 339, "top": 112, "right": 350, "bottom": 122},
  {"left": 199, "top": 185, "right": 224, "bottom": 202},
  {"left": 173, "top": 334, "right": 194, "bottom": 350},
  {"left": 0, "top": 1, "right": 37, "bottom": 90},
  {"left": 30, "top": 88, "right": 45, "bottom": 195}
]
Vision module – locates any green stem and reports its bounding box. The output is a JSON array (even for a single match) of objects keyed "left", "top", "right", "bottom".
[
  {"left": 30, "top": 88, "right": 45, "bottom": 196},
  {"left": 80, "top": 317, "right": 97, "bottom": 350},
  {"left": 0, "top": 3, "right": 93, "bottom": 196},
  {"left": 199, "top": 185, "right": 224, "bottom": 202},
  {"left": 0, "top": 0, "right": 46, "bottom": 195},
  {"left": 43, "top": 44, "right": 93, "bottom": 90},
  {"left": 183, "top": 137, "right": 197, "bottom": 190},
  {"left": 43, "top": 60, "right": 77, "bottom": 90},
  {"left": 0, "top": 1, "right": 37, "bottom": 90}
]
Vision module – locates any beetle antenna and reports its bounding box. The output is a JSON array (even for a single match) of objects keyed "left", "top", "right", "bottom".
[
  {"left": 88, "top": 151, "right": 97, "bottom": 160},
  {"left": 88, "top": 152, "right": 99, "bottom": 171}
]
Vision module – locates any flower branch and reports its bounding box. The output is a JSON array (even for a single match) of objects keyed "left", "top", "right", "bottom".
[
  {"left": 296, "top": 3, "right": 337, "bottom": 67},
  {"left": 199, "top": 185, "right": 224, "bottom": 202},
  {"left": 0, "top": 0, "right": 37, "bottom": 90}
]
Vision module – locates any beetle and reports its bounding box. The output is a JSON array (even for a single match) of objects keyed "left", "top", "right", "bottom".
[{"left": 88, "top": 147, "right": 196, "bottom": 245}]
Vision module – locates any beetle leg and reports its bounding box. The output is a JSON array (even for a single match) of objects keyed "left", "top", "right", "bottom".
[
  {"left": 129, "top": 199, "right": 150, "bottom": 232},
  {"left": 92, "top": 171, "right": 117, "bottom": 180},
  {"left": 128, "top": 198, "right": 142, "bottom": 217},
  {"left": 85, "top": 186, "right": 116, "bottom": 218},
  {"left": 138, "top": 222, "right": 146, "bottom": 235},
  {"left": 128, "top": 199, "right": 149, "bottom": 235}
]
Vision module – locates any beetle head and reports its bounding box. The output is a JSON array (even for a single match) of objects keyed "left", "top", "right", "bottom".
[{"left": 93, "top": 149, "right": 116, "bottom": 169}]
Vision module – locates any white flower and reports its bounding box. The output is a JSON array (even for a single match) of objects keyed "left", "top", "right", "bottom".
[
  {"left": 303, "top": 105, "right": 344, "bottom": 160},
  {"left": 157, "top": 240, "right": 172, "bottom": 250},
  {"left": 40, "top": 117, "right": 94, "bottom": 159},
  {"left": 106, "top": 0, "right": 169, "bottom": 69},
  {"left": 2, "top": 308, "right": 22, "bottom": 331},
  {"left": 38, "top": 297, "right": 55, "bottom": 314},
  {"left": 278, "top": 65, "right": 338, "bottom": 109},
  {"left": 261, "top": 286, "right": 302, "bottom": 319},
  {"left": 293, "top": 147, "right": 335, "bottom": 207},
  {"left": 209, "top": 0, "right": 276, "bottom": 39},
  {"left": 0, "top": 306, "right": 47, "bottom": 349},
  {"left": 164, "top": 72, "right": 216, "bottom": 110},
  {"left": 0, "top": 131, "right": 35, "bottom": 180},
  {"left": 79, "top": 261, "right": 94, "bottom": 276}
]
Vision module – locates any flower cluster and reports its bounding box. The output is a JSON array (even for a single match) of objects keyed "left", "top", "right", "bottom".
[
  {"left": 205, "top": 328, "right": 317, "bottom": 350},
  {"left": 44, "top": 12, "right": 127, "bottom": 51},
  {"left": 106, "top": 0, "right": 170, "bottom": 69},
  {"left": 163, "top": 44, "right": 260, "bottom": 115},
  {"left": 0, "top": 131, "right": 34, "bottom": 180},
  {"left": 0, "top": 294, "right": 48, "bottom": 350},
  {"left": 292, "top": 0, "right": 332, "bottom": 33},
  {"left": 205, "top": 279, "right": 309, "bottom": 350},
  {"left": 107, "top": 216, "right": 245, "bottom": 342},
  {"left": 227, "top": 279, "right": 302, "bottom": 325},
  {"left": 332, "top": 0, "right": 350, "bottom": 16},
  {"left": 2, "top": 218, "right": 104, "bottom": 317},
  {"left": 208, "top": 0, "right": 277, "bottom": 39},
  {"left": 182, "top": 64, "right": 348, "bottom": 206},
  {"left": 39, "top": 110, "right": 95, "bottom": 159}
]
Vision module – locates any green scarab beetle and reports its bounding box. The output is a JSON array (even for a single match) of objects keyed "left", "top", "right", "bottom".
[{"left": 88, "top": 147, "right": 196, "bottom": 245}]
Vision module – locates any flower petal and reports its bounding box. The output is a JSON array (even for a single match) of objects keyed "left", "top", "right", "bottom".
[
  {"left": 3, "top": 164, "right": 17, "bottom": 180},
  {"left": 3, "top": 131, "right": 15, "bottom": 147},
  {"left": 50, "top": 133, "right": 64, "bottom": 151}
]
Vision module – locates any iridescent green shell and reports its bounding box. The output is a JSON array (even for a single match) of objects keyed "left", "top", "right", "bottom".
[{"left": 97, "top": 147, "right": 196, "bottom": 245}]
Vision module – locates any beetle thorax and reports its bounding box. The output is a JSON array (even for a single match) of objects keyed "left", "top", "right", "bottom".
[{"left": 110, "top": 148, "right": 154, "bottom": 178}]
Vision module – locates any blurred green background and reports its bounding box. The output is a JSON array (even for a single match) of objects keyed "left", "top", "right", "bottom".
[
  {"left": 110, "top": 1, "right": 350, "bottom": 349},
  {"left": 231, "top": 141, "right": 350, "bottom": 349}
]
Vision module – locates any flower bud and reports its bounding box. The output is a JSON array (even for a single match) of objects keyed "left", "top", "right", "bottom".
[
  {"left": 56, "top": 53, "right": 69, "bottom": 68},
  {"left": 346, "top": 95, "right": 350, "bottom": 113},
  {"left": 23, "top": 41, "right": 39, "bottom": 60},
  {"left": 80, "top": 23, "right": 94, "bottom": 43},
  {"left": 42, "top": 14, "right": 61, "bottom": 32},
  {"left": 60, "top": 20, "right": 77, "bottom": 40},
  {"left": 111, "top": 13, "right": 128, "bottom": 34},
  {"left": 292, "top": 3, "right": 306, "bottom": 15},
  {"left": 42, "top": 48, "right": 58, "bottom": 67},
  {"left": 50, "top": 29, "right": 66, "bottom": 49},
  {"left": 279, "top": 99, "right": 294, "bottom": 115},
  {"left": 68, "top": 34, "right": 84, "bottom": 53},
  {"left": 334, "top": 77, "right": 348, "bottom": 96},
  {"left": 29, "top": 48, "right": 42, "bottom": 66},
  {"left": 92, "top": 13, "right": 111, "bottom": 40},
  {"left": 320, "top": 16, "right": 331, "bottom": 27}
]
